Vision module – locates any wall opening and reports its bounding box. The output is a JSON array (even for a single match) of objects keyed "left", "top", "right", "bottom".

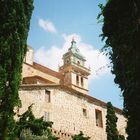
[
  {"left": 76, "top": 75, "right": 79, "bottom": 85},
  {"left": 83, "top": 108, "right": 87, "bottom": 117},
  {"left": 95, "top": 109, "right": 103, "bottom": 127},
  {"left": 45, "top": 90, "right": 51, "bottom": 103},
  {"left": 81, "top": 77, "right": 84, "bottom": 87},
  {"left": 77, "top": 61, "right": 80, "bottom": 65},
  {"left": 66, "top": 59, "right": 70, "bottom": 64}
]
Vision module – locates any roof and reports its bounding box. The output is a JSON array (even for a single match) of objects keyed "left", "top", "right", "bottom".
[
  {"left": 24, "top": 62, "right": 64, "bottom": 80},
  {"left": 23, "top": 76, "right": 55, "bottom": 84},
  {"left": 20, "top": 84, "right": 123, "bottom": 115},
  {"left": 63, "top": 39, "right": 85, "bottom": 60}
]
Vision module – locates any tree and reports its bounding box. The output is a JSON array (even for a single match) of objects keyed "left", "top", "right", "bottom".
[
  {"left": 99, "top": 0, "right": 140, "bottom": 139},
  {"left": 19, "top": 129, "right": 59, "bottom": 140},
  {"left": 16, "top": 105, "right": 59, "bottom": 140},
  {"left": 118, "top": 135, "right": 125, "bottom": 140},
  {"left": 72, "top": 131, "right": 90, "bottom": 140},
  {"left": 0, "top": 1, "right": 34, "bottom": 139},
  {"left": 106, "top": 102, "right": 125, "bottom": 140},
  {"left": 106, "top": 102, "right": 118, "bottom": 140}
]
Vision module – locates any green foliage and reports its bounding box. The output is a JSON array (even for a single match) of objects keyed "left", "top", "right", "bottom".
[
  {"left": 72, "top": 131, "right": 90, "bottom": 140},
  {"left": 118, "top": 135, "right": 125, "bottom": 140},
  {"left": 99, "top": 0, "right": 140, "bottom": 139},
  {"left": 20, "top": 129, "right": 34, "bottom": 140},
  {"left": 41, "top": 129, "right": 59, "bottom": 140},
  {"left": 19, "top": 129, "right": 59, "bottom": 140},
  {"left": 17, "top": 105, "right": 59, "bottom": 140},
  {"left": 106, "top": 102, "right": 118, "bottom": 140},
  {"left": 106, "top": 102, "right": 125, "bottom": 140},
  {"left": 16, "top": 104, "right": 58, "bottom": 140},
  {"left": 0, "top": 1, "right": 34, "bottom": 139}
]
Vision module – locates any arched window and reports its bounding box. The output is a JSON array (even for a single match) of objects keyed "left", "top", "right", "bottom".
[
  {"left": 77, "top": 61, "right": 80, "bottom": 65},
  {"left": 81, "top": 77, "right": 84, "bottom": 87},
  {"left": 76, "top": 75, "right": 79, "bottom": 85}
]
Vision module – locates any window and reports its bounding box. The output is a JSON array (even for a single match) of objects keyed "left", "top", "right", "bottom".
[
  {"left": 81, "top": 77, "right": 84, "bottom": 87},
  {"left": 45, "top": 90, "right": 50, "bottom": 103},
  {"left": 44, "top": 112, "right": 50, "bottom": 121},
  {"left": 95, "top": 109, "right": 103, "bottom": 127},
  {"left": 83, "top": 108, "right": 87, "bottom": 117},
  {"left": 66, "top": 59, "right": 70, "bottom": 64},
  {"left": 76, "top": 75, "right": 79, "bottom": 85},
  {"left": 77, "top": 61, "right": 80, "bottom": 65}
]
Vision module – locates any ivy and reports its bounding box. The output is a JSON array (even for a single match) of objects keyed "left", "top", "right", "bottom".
[
  {"left": 0, "top": 1, "right": 34, "bottom": 139},
  {"left": 99, "top": 0, "right": 140, "bottom": 139}
]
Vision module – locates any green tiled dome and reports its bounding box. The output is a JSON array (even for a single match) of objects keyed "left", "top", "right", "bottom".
[{"left": 68, "top": 39, "right": 85, "bottom": 60}]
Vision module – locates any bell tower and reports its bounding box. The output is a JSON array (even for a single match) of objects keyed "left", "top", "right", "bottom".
[{"left": 59, "top": 39, "right": 90, "bottom": 94}]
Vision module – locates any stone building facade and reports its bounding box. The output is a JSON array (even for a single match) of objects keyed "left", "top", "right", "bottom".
[{"left": 19, "top": 40, "right": 126, "bottom": 140}]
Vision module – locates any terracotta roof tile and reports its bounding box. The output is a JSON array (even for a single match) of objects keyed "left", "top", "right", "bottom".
[
  {"left": 23, "top": 76, "right": 55, "bottom": 84},
  {"left": 24, "top": 62, "right": 64, "bottom": 80}
]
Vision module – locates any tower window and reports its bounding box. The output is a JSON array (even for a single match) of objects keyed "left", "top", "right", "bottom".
[
  {"left": 95, "top": 109, "right": 103, "bottom": 127},
  {"left": 67, "top": 59, "right": 70, "bottom": 64},
  {"left": 45, "top": 90, "right": 50, "bottom": 103},
  {"left": 76, "top": 75, "right": 79, "bottom": 85},
  {"left": 81, "top": 77, "right": 84, "bottom": 87},
  {"left": 83, "top": 108, "right": 87, "bottom": 117},
  {"left": 77, "top": 61, "right": 80, "bottom": 65}
]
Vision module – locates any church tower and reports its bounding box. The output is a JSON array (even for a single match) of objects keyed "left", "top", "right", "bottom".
[{"left": 59, "top": 39, "right": 90, "bottom": 94}]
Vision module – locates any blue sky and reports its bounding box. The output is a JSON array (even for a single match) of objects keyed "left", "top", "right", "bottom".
[{"left": 27, "top": 0, "right": 123, "bottom": 108}]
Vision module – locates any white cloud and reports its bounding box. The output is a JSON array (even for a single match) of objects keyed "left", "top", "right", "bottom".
[
  {"left": 34, "top": 33, "right": 110, "bottom": 81},
  {"left": 38, "top": 18, "right": 57, "bottom": 33}
]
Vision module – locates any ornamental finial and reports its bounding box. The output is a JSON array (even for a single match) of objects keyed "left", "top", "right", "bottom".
[{"left": 71, "top": 37, "right": 76, "bottom": 44}]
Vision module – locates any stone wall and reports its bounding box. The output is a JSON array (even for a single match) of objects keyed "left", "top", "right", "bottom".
[{"left": 19, "top": 85, "right": 126, "bottom": 140}]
